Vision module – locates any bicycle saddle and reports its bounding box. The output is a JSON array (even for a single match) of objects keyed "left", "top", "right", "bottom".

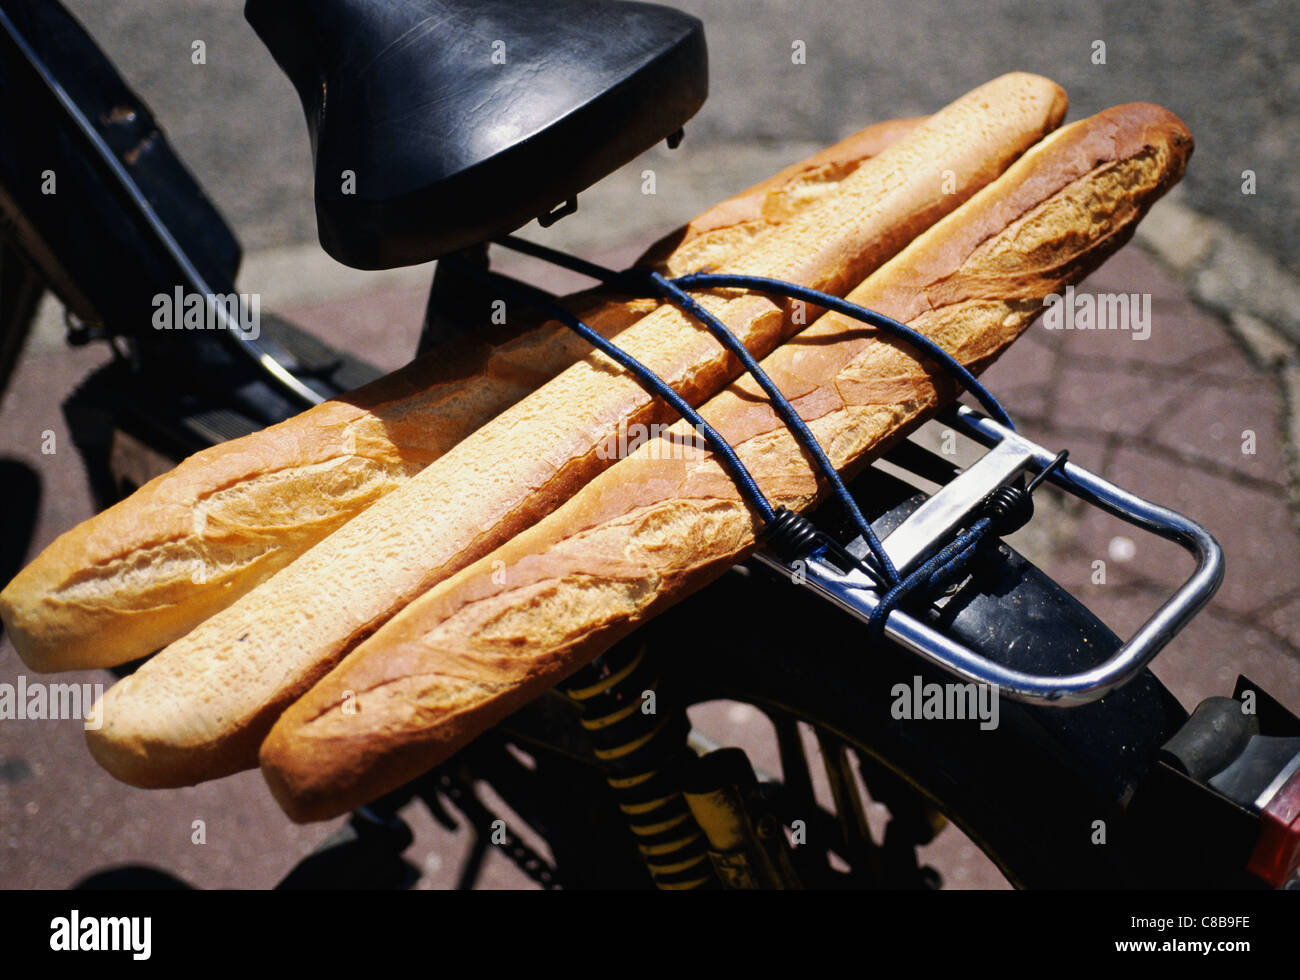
[{"left": 246, "top": 0, "right": 707, "bottom": 270}]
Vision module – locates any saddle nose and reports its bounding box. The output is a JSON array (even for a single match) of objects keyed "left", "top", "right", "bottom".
[{"left": 246, "top": 0, "right": 708, "bottom": 270}]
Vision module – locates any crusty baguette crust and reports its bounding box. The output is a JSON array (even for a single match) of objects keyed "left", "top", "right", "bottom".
[
  {"left": 0, "top": 119, "right": 918, "bottom": 675},
  {"left": 639, "top": 116, "right": 925, "bottom": 275},
  {"left": 258, "top": 103, "right": 1193, "bottom": 822},
  {"left": 0, "top": 297, "right": 643, "bottom": 673},
  {"left": 85, "top": 73, "right": 1068, "bottom": 788}
]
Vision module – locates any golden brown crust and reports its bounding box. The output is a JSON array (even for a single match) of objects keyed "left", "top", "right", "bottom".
[
  {"left": 259, "top": 102, "right": 1193, "bottom": 822},
  {"left": 0, "top": 305, "right": 588, "bottom": 673},
  {"left": 84, "top": 73, "right": 1068, "bottom": 790},
  {"left": 0, "top": 119, "right": 912, "bottom": 676},
  {"left": 636, "top": 116, "right": 925, "bottom": 272}
]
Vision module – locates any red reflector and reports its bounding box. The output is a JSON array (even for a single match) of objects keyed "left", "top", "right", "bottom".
[{"left": 1248, "top": 764, "right": 1300, "bottom": 887}]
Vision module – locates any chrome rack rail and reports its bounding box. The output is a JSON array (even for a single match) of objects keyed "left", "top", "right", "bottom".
[{"left": 753, "top": 403, "right": 1225, "bottom": 707}]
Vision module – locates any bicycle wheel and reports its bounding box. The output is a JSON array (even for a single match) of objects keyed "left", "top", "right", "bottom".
[
  {"left": 653, "top": 547, "right": 1189, "bottom": 888},
  {"left": 484, "top": 531, "right": 1188, "bottom": 890}
]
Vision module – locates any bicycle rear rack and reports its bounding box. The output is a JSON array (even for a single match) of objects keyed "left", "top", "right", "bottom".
[{"left": 754, "top": 403, "right": 1225, "bottom": 707}]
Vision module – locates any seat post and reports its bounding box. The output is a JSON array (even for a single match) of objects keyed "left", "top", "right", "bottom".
[{"left": 417, "top": 241, "right": 491, "bottom": 354}]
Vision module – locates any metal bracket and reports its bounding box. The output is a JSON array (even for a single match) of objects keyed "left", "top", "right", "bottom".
[{"left": 755, "top": 404, "right": 1225, "bottom": 707}]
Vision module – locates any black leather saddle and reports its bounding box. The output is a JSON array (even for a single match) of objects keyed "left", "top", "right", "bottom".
[{"left": 246, "top": 0, "right": 708, "bottom": 270}]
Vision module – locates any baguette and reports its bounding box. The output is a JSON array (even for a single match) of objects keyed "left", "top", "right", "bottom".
[
  {"left": 0, "top": 297, "right": 641, "bottom": 674},
  {"left": 85, "top": 73, "right": 1068, "bottom": 788},
  {"left": 639, "top": 115, "right": 924, "bottom": 275},
  {"left": 258, "top": 103, "right": 1194, "bottom": 822},
  {"left": 0, "top": 116, "right": 917, "bottom": 674}
]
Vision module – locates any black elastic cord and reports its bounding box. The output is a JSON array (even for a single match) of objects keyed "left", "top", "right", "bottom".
[
  {"left": 866, "top": 516, "right": 993, "bottom": 638},
  {"left": 446, "top": 254, "right": 777, "bottom": 523},
  {"left": 488, "top": 236, "right": 1018, "bottom": 593},
  {"left": 638, "top": 267, "right": 899, "bottom": 586},
  {"left": 672, "top": 271, "right": 1015, "bottom": 431},
  {"left": 864, "top": 451, "right": 1070, "bottom": 637},
  {"left": 496, "top": 234, "right": 643, "bottom": 291}
]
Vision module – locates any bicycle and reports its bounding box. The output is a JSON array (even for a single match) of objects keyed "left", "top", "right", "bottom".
[{"left": 1, "top": 0, "right": 1298, "bottom": 891}]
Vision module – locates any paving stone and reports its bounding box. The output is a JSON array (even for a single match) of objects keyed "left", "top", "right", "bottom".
[
  {"left": 979, "top": 334, "right": 1056, "bottom": 420},
  {"left": 1135, "top": 196, "right": 1217, "bottom": 274},
  {"left": 279, "top": 285, "right": 429, "bottom": 375},
  {"left": 1282, "top": 364, "right": 1300, "bottom": 505},
  {"left": 1086, "top": 245, "right": 1191, "bottom": 307},
  {"left": 1261, "top": 592, "right": 1300, "bottom": 652},
  {"left": 1145, "top": 377, "right": 1287, "bottom": 488},
  {"left": 1048, "top": 363, "right": 1192, "bottom": 440},
  {"left": 0, "top": 640, "right": 342, "bottom": 889},
  {"left": 1171, "top": 340, "right": 1272, "bottom": 387},
  {"left": 1077, "top": 446, "right": 1300, "bottom": 616},
  {"left": 1, "top": 347, "right": 113, "bottom": 566},
  {"left": 1029, "top": 297, "right": 1227, "bottom": 372},
  {"left": 1230, "top": 311, "right": 1297, "bottom": 369},
  {"left": 916, "top": 823, "right": 1009, "bottom": 891},
  {"left": 276, "top": 238, "right": 658, "bottom": 376},
  {"left": 1074, "top": 596, "right": 1300, "bottom": 720},
  {"left": 1196, "top": 233, "right": 1300, "bottom": 340},
  {"left": 1150, "top": 609, "right": 1300, "bottom": 719},
  {"left": 1057, "top": 522, "right": 1197, "bottom": 609}
]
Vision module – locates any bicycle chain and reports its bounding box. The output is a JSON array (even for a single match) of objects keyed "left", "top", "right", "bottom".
[{"left": 433, "top": 772, "right": 562, "bottom": 890}]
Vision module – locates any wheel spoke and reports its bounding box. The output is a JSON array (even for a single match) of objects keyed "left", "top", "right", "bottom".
[
  {"left": 769, "top": 713, "right": 817, "bottom": 806},
  {"left": 815, "top": 729, "right": 885, "bottom": 883}
]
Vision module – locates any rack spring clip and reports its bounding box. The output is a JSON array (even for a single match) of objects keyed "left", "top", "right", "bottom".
[{"left": 753, "top": 403, "right": 1225, "bottom": 708}]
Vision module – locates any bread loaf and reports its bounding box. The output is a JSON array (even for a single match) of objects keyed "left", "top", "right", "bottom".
[
  {"left": 85, "top": 73, "right": 1068, "bottom": 788},
  {"left": 0, "top": 117, "right": 918, "bottom": 675},
  {"left": 639, "top": 115, "right": 924, "bottom": 275},
  {"left": 258, "top": 103, "right": 1194, "bottom": 821},
  {"left": 0, "top": 297, "right": 641, "bottom": 674}
]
